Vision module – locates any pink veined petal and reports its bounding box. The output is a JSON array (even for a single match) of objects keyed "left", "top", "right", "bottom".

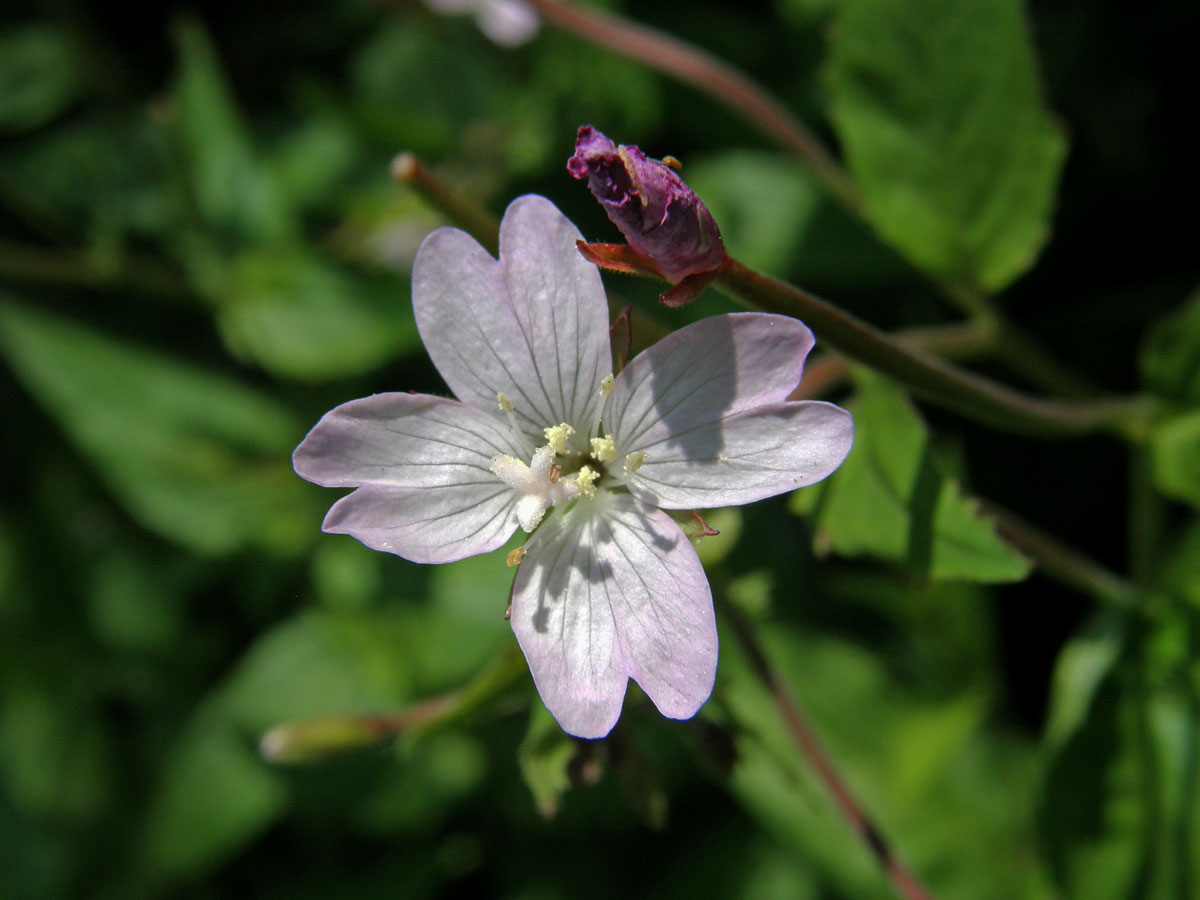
[
  {"left": 604, "top": 313, "right": 815, "bottom": 453},
  {"left": 292, "top": 393, "right": 523, "bottom": 564},
  {"left": 603, "top": 312, "right": 851, "bottom": 507},
  {"left": 620, "top": 401, "right": 854, "bottom": 509},
  {"left": 412, "top": 195, "right": 610, "bottom": 448},
  {"left": 510, "top": 492, "right": 717, "bottom": 739}
]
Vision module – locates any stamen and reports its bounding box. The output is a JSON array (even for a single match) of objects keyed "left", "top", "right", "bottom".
[
  {"left": 496, "top": 391, "right": 533, "bottom": 456},
  {"left": 549, "top": 464, "right": 562, "bottom": 484},
  {"left": 544, "top": 422, "right": 575, "bottom": 454},
  {"left": 506, "top": 547, "right": 526, "bottom": 567},
  {"left": 600, "top": 373, "right": 615, "bottom": 397},
  {"left": 590, "top": 435, "right": 617, "bottom": 462},
  {"left": 575, "top": 465, "right": 599, "bottom": 499},
  {"left": 624, "top": 450, "right": 647, "bottom": 473}
]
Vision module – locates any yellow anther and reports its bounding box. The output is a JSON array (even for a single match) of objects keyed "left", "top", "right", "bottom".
[
  {"left": 600, "top": 373, "right": 615, "bottom": 397},
  {"left": 575, "top": 465, "right": 599, "bottom": 499},
  {"left": 590, "top": 435, "right": 617, "bottom": 462},
  {"left": 624, "top": 450, "right": 647, "bottom": 473},
  {"left": 497, "top": 392, "right": 514, "bottom": 413},
  {"left": 543, "top": 422, "right": 575, "bottom": 454},
  {"left": 506, "top": 546, "right": 526, "bottom": 567}
]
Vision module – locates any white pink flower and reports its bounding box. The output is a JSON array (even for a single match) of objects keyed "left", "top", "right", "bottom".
[{"left": 293, "top": 196, "right": 853, "bottom": 738}]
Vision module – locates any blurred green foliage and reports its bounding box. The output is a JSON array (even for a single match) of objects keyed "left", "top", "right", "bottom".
[{"left": 0, "top": 1, "right": 1196, "bottom": 899}]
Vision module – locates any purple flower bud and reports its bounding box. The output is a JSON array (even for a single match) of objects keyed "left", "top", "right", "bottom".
[{"left": 567, "top": 126, "right": 725, "bottom": 283}]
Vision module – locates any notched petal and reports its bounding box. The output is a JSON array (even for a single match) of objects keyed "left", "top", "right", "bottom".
[{"left": 510, "top": 494, "right": 717, "bottom": 739}]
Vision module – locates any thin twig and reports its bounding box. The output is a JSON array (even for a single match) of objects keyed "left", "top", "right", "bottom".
[
  {"left": 986, "top": 503, "right": 1144, "bottom": 613},
  {"left": 392, "top": 152, "right": 501, "bottom": 254},
  {"left": 719, "top": 257, "right": 1151, "bottom": 438},
  {"left": 722, "top": 601, "right": 937, "bottom": 900}
]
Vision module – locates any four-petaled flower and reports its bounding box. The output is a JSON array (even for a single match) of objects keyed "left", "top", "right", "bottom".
[{"left": 293, "top": 196, "right": 853, "bottom": 738}]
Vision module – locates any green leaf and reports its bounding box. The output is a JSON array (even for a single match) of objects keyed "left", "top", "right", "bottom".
[
  {"left": 518, "top": 705, "right": 579, "bottom": 819},
  {"left": 0, "top": 301, "right": 316, "bottom": 555},
  {"left": 0, "top": 26, "right": 80, "bottom": 132},
  {"left": 215, "top": 247, "right": 420, "bottom": 380},
  {"left": 1141, "top": 287, "right": 1200, "bottom": 404},
  {"left": 1041, "top": 610, "right": 1200, "bottom": 900},
  {"left": 1149, "top": 409, "right": 1200, "bottom": 511},
  {"left": 171, "top": 18, "right": 293, "bottom": 244},
  {"left": 827, "top": 0, "right": 1067, "bottom": 292},
  {"left": 220, "top": 611, "right": 418, "bottom": 734},
  {"left": 791, "top": 374, "right": 1030, "bottom": 581},
  {"left": 142, "top": 715, "right": 286, "bottom": 879},
  {"left": 685, "top": 151, "right": 822, "bottom": 276},
  {"left": 716, "top": 610, "right": 1050, "bottom": 900}
]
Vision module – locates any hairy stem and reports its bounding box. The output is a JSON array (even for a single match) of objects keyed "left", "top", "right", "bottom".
[
  {"left": 722, "top": 600, "right": 937, "bottom": 900},
  {"left": 719, "top": 257, "right": 1150, "bottom": 438}
]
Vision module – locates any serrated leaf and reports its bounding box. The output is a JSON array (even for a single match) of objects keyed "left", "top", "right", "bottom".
[
  {"left": 0, "top": 301, "right": 316, "bottom": 555},
  {"left": 215, "top": 247, "right": 420, "bottom": 380},
  {"left": 827, "top": 0, "right": 1067, "bottom": 291},
  {"left": 1141, "top": 286, "right": 1200, "bottom": 404},
  {"left": 792, "top": 374, "right": 1030, "bottom": 581}
]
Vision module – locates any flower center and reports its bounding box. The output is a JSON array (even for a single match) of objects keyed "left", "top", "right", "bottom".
[{"left": 489, "top": 377, "right": 623, "bottom": 530}]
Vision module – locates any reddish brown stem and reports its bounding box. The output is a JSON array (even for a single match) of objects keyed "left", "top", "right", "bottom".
[{"left": 723, "top": 602, "right": 937, "bottom": 900}]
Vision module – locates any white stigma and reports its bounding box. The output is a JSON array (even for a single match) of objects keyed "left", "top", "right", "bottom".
[{"left": 491, "top": 444, "right": 580, "bottom": 532}]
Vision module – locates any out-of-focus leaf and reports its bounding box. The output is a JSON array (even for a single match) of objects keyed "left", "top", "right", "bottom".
[
  {"left": 142, "top": 715, "right": 285, "bottom": 879},
  {"left": 827, "top": 0, "right": 1067, "bottom": 292},
  {"left": 518, "top": 704, "right": 578, "bottom": 819},
  {"left": 220, "top": 611, "right": 417, "bottom": 733},
  {"left": 791, "top": 374, "right": 1031, "bottom": 581},
  {"left": 0, "top": 26, "right": 79, "bottom": 132},
  {"left": 0, "top": 688, "right": 110, "bottom": 823},
  {"left": 686, "top": 151, "right": 821, "bottom": 276},
  {"left": 716, "top": 605, "right": 1050, "bottom": 899},
  {"left": 774, "top": 0, "right": 837, "bottom": 25},
  {"left": 1041, "top": 609, "right": 1200, "bottom": 900},
  {"left": 87, "top": 550, "right": 184, "bottom": 653},
  {"left": 215, "top": 247, "right": 419, "bottom": 380},
  {"left": 350, "top": 21, "right": 513, "bottom": 154},
  {"left": 1149, "top": 409, "right": 1200, "bottom": 511},
  {"left": 1142, "top": 287, "right": 1200, "bottom": 404},
  {"left": 0, "top": 301, "right": 316, "bottom": 556},
  {"left": 267, "top": 114, "right": 364, "bottom": 212},
  {"left": 171, "top": 19, "right": 293, "bottom": 243}
]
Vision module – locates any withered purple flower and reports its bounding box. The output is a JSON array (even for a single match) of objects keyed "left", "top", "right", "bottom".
[{"left": 567, "top": 126, "right": 726, "bottom": 285}]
